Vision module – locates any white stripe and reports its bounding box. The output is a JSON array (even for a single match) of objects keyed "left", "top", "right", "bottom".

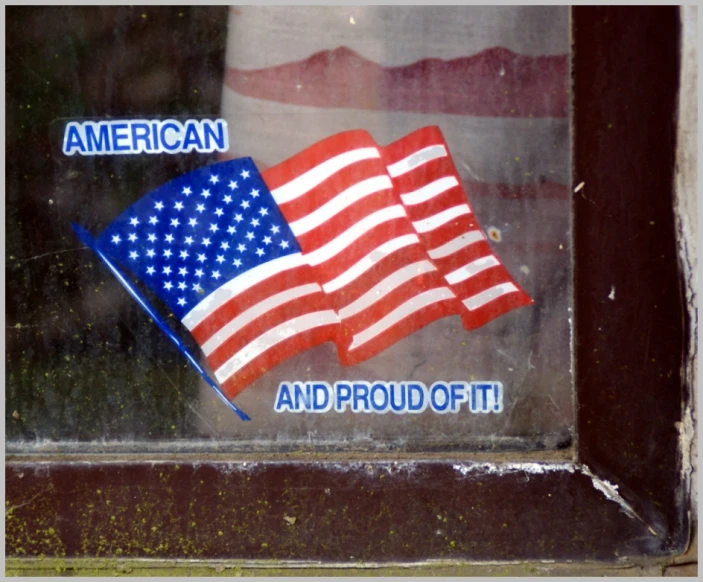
[
  {"left": 214, "top": 310, "right": 339, "bottom": 383},
  {"left": 428, "top": 230, "right": 485, "bottom": 259},
  {"left": 400, "top": 176, "right": 459, "bottom": 206},
  {"left": 182, "top": 253, "right": 306, "bottom": 330},
  {"left": 445, "top": 256, "right": 500, "bottom": 285},
  {"left": 200, "top": 283, "right": 322, "bottom": 356},
  {"left": 339, "top": 260, "right": 437, "bottom": 320},
  {"left": 386, "top": 145, "right": 447, "bottom": 177},
  {"left": 289, "top": 175, "right": 392, "bottom": 236},
  {"left": 271, "top": 147, "right": 380, "bottom": 204},
  {"left": 412, "top": 204, "right": 472, "bottom": 233},
  {"left": 322, "top": 234, "right": 420, "bottom": 293},
  {"left": 304, "top": 205, "right": 407, "bottom": 266},
  {"left": 349, "top": 287, "right": 455, "bottom": 349},
  {"left": 463, "top": 283, "right": 519, "bottom": 311}
]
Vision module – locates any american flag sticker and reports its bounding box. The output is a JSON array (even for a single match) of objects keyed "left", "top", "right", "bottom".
[{"left": 73, "top": 126, "right": 532, "bottom": 418}]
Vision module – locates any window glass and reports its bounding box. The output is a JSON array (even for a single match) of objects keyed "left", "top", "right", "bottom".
[{"left": 6, "top": 6, "right": 572, "bottom": 452}]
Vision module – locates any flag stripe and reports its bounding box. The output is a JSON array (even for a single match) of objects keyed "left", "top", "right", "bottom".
[
  {"left": 400, "top": 176, "right": 459, "bottom": 206},
  {"left": 214, "top": 310, "right": 339, "bottom": 383},
  {"left": 445, "top": 255, "right": 500, "bottom": 285},
  {"left": 350, "top": 287, "right": 456, "bottom": 349},
  {"left": 271, "top": 147, "right": 380, "bottom": 204},
  {"left": 303, "top": 205, "right": 407, "bottom": 266},
  {"left": 463, "top": 282, "right": 519, "bottom": 311},
  {"left": 288, "top": 175, "right": 392, "bottom": 236},
  {"left": 427, "top": 230, "right": 485, "bottom": 259},
  {"left": 182, "top": 253, "right": 307, "bottom": 330},
  {"left": 338, "top": 260, "right": 437, "bottom": 320},
  {"left": 412, "top": 204, "right": 472, "bottom": 233},
  {"left": 322, "top": 234, "right": 420, "bottom": 293},
  {"left": 201, "top": 283, "right": 322, "bottom": 356},
  {"left": 387, "top": 145, "right": 448, "bottom": 178}
]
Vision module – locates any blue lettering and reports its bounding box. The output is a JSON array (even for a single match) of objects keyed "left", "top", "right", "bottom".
[
  {"left": 181, "top": 121, "right": 204, "bottom": 152},
  {"left": 62, "top": 123, "right": 86, "bottom": 155},
  {"left": 85, "top": 123, "right": 110, "bottom": 153},
  {"left": 389, "top": 383, "right": 407, "bottom": 413},
  {"left": 203, "top": 119, "right": 228, "bottom": 151},
  {"left": 407, "top": 382, "right": 428, "bottom": 413},
  {"left": 370, "top": 383, "right": 389, "bottom": 413},
  {"left": 293, "top": 382, "right": 310, "bottom": 411},
  {"left": 472, "top": 383, "right": 492, "bottom": 412},
  {"left": 353, "top": 382, "right": 371, "bottom": 412},
  {"left": 110, "top": 122, "right": 130, "bottom": 152},
  {"left": 160, "top": 121, "right": 182, "bottom": 152},
  {"left": 274, "top": 383, "right": 296, "bottom": 412},
  {"left": 430, "top": 382, "right": 451, "bottom": 413},
  {"left": 312, "top": 382, "right": 331, "bottom": 412},
  {"left": 335, "top": 382, "right": 352, "bottom": 412},
  {"left": 130, "top": 122, "right": 152, "bottom": 153},
  {"left": 450, "top": 382, "right": 468, "bottom": 412}
]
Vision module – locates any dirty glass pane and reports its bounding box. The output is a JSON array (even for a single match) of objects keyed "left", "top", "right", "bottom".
[{"left": 6, "top": 6, "right": 572, "bottom": 452}]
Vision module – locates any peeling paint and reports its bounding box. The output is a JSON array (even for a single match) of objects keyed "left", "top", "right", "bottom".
[{"left": 452, "top": 462, "right": 575, "bottom": 476}]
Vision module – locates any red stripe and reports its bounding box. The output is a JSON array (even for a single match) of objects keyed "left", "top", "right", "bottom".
[
  {"left": 262, "top": 129, "right": 377, "bottom": 191},
  {"left": 226, "top": 47, "right": 568, "bottom": 117}
]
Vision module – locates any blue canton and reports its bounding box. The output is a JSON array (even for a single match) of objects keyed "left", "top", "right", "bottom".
[{"left": 97, "top": 158, "right": 301, "bottom": 319}]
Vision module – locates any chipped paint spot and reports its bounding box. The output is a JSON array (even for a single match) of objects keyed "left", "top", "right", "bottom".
[
  {"left": 487, "top": 226, "right": 502, "bottom": 242},
  {"left": 452, "top": 462, "right": 575, "bottom": 476}
]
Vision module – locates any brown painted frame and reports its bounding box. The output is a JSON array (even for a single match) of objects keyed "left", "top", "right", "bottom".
[{"left": 6, "top": 6, "right": 691, "bottom": 563}]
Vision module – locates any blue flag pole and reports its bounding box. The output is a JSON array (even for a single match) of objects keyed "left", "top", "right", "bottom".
[{"left": 71, "top": 223, "right": 251, "bottom": 421}]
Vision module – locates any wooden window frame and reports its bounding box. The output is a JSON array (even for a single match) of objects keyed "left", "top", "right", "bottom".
[{"left": 6, "top": 6, "right": 693, "bottom": 569}]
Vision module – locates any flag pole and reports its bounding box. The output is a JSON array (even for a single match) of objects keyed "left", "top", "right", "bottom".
[{"left": 71, "top": 223, "right": 251, "bottom": 421}]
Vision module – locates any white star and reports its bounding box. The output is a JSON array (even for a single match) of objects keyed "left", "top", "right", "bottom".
[
  {"left": 240, "top": 169, "right": 250, "bottom": 179},
  {"left": 271, "top": 225, "right": 280, "bottom": 234},
  {"left": 228, "top": 180, "right": 238, "bottom": 190},
  {"left": 192, "top": 284, "right": 203, "bottom": 293},
  {"left": 179, "top": 267, "right": 188, "bottom": 276},
  {"left": 209, "top": 174, "right": 220, "bottom": 184},
  {"left": 223, "top": 195, "right": 233, "bottom": 204},
  {"left": 194, "top": 269, "right": 204, "bottom": 278},
  {"left": 163, "top": 266, "right": 172, "bottom": 275},
  {"left": 149, "top": 216, "right": 158, "bottom": 225},
  {"left": 164, "top": 234, "right": 175, "bottom": 244},
  {"left": 184, "top": 236, "right": 194, "bottom": 245},
  {"left": 178, "top": 281, "right": 187, "bottom": 290},
  {"left": 182, "top": 186, "right": 192, "bottom": 196},
  {"left": 263, "top": 236, "right": 272, "bottom": 245},
  {"left": 209, "top": 223, "right": 219, "bottom": 233},
  {"left": 174, "top": 201, "right": 184, "bottom": 211},
  {"left": 163, "top": 249, "right": 173, "bottom": 259},
  {"left": 220, "top": 241, "right": 230, "bottom": 250},
  {"left": 163, "top": 281, "right": 173, "bottom": 290},
  {"left": 240, "top": 200, "right": 250, "bottom": 209},
  {"left": 129, "top": 217, "right": 140, "bottom": 226},
  {"left": 216, "top": 255, "right": 225, "bottom": 264},
  {"left": 211, "top": 270, "right": 221, "bottom": 280},
  {"left": 233, "top": 258, "right": 242, "bottom": 267},
  {"left": 234, "top": 213, "right": 243, "bottom": 223},
  {"left": 129, "top": 251, "right": 138, "bottom": 259},
  {"left": 127, "top": 233, "right": 137, "bottom": 242},
  {"left": 196, "top": 204, "right": 205, "bottom": 213},
  {"left": 170, "top": 218, "right": 180, "bottom": 228},
  {"left": 146, "top": 249, "right": 156, "bottom": 258},
  {"left": 227, "top": 225, "right": 236, "bottom": 235},
  {"left": 146, "top": 266, "right": 155, "bottom": 275},
  {"left": 179, "top": 250, "right": 189, "bottom": 260},
  {"left": 177, "top": 297, "right": 186, "bottom": 306},
  {"left": 214, "top": 208, "right": 224, "bottom": 217},
  {"left": 155, "top": 201, "right": 164, "bottom": 211},
  {"left": 250, "top": 189, "right": 260, "bottom": 198},
  {"left": 250, "top": 218, "right": 260, "bottom": 227},
  {"left": 255, "top": 248, "right": 264, "bottom": 257},
  {"left": 201, "top": 189, "right": 211, "bottom": 199},
  {"left": 237, "top": 243, "right": 246, "bottom": 252},
  {"left": 280, "top": 240, "right": 290, "bottom": 249},
  {"left": 188, "top": 218, "right": 198, "bottom": 227},
  {"left": 111, "top": 235, "right": 121, "bottom": 244},
  {"left": 245, "top": 232, "right": 255, "bottom": 241},
  {"left": 202, "top": 237, "right": 211, "bottom": 247},
  {"left": 147, "top": 233, "right": 157, "bottom": 242},
  {"left": 259, "top": 207, "right": 269, "bottom": 217},
  {"left": 197, "top": 254, "right": 206, "bottom": 263}
]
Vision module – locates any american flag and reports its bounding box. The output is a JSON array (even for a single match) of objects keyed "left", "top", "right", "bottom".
[{"left": 92, "top": 127, "right": 532, "bottom": 400}]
